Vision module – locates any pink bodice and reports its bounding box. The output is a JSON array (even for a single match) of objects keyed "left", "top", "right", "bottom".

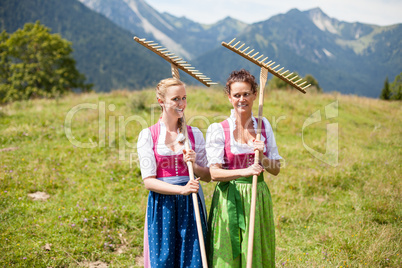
[
  {"left": 220, "top": 118, "right": 268, "bottom": 170},
  {"left": 149, "top": 121, "right": 195, "bottom": 178}
]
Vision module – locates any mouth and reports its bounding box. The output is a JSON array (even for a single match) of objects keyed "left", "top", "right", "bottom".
[
  {"left": 238, "top": 104, "right": 248, "bottom": 108},
  {"left": 175, "top": 108, "right": 184, "bottom": 112}
]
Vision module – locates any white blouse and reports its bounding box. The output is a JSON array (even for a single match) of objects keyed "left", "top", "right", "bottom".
[
  {"left": 206, "top": 110, "right": 282, "bottom": 167},
  {"left": 137, "top": 121, "right": 208, "bottom": 179}
]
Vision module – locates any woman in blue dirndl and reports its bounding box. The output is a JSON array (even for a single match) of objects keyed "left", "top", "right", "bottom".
[{"left": 137, "top": 78, "right": 210, "bottom": 267}]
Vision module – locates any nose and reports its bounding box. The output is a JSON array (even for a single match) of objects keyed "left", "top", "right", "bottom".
[{"left": 178, "top": 98, "right": 186, "bottom": 107}]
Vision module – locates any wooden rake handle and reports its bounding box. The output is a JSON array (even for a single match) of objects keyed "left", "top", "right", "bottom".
[
  {"left": 247, "top": 67, "right": 268, "bottom": 268},
  {"left": 173, "top": 67, "right": 208, "bottom": 268},
  {"left": 182, "top": 114, "right": 208, "bottom": 268}
]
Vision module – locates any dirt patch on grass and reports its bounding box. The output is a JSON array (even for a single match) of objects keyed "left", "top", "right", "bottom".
[
  {"left": 28, "top": 191, "right": 50, "bottom": 201},
  {"left": 0, "top": 147, "right": 19, "bottom": 152},
  {"left": 78, "top": 261, "right": 108, "bottom": 268},
  {"left": 135, "top": 255, "right": 144, "bottom": 267}
]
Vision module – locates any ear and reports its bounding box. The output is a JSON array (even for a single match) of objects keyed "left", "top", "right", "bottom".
[
  {"left": 157, "top": 98, "right": 164, "bottom": 106},
  {"left": 227, "top": 93, "right": 232, "bottom": 102}
]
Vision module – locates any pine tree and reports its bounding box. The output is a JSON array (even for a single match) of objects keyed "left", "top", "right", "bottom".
[
  {"left": 379, "top": 77, "right": 390, "bottom": 100},
  {"left": 390, "top": 72, "right": 402, "bottom": 100}
]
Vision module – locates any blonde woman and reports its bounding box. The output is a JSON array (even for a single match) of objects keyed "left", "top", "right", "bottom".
[{"left": 137, "top": 78, "right": 210, "bottom": 267}]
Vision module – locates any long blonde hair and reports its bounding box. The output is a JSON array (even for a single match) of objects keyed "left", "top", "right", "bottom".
[{"left": 155, "top": 78, "right": 186, "bottom": 136}]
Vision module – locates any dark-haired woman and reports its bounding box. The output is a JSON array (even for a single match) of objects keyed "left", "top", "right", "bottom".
[
  {"left": 137, "top": 78, "right": 210, "bottom": 267},
  {"left": 206, "top": 69, "right": 281, "bottom": 267}
]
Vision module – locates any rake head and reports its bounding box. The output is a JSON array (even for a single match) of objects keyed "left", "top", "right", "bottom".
[
  {"left": 134, "top": 37, "right": 217, "bottom": 87},
  {"left": 222, "top": 38, "right": 311, "bottom": 93}
]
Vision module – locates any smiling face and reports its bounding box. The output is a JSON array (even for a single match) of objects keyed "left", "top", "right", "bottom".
[
  {"left": 228, "top": 81, "right": 256, "bottom": 114},
  {"left": 159, "top": 84, "right": 187, "bottom": 119}
]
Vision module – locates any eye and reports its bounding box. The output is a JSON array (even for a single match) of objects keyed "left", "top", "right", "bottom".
[
  {"left": 172, "top": 97, "right": 179, "bottom": 101},
  {"left": 182, "top": 97, "right": 186, "bottom": 100},
  {"left": 234, "top": 94, "right": 240, "bottom": 98}
]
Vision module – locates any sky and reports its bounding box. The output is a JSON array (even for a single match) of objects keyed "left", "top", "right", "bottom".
[{"left": 145, "top": 0, "right": 402, "bottom": 26}]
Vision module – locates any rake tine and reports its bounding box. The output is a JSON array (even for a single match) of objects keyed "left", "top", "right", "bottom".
[
  {"left": 144, "top": 40, "right": 153, "bottom": 44},
  {"left": 281, "top": 70, "right": 289, "bottom": 76},
  {"left": 289, "top": 75, "right": 298, "bottom": 82},
  {"left": 228, "top": 38, "right": 236, "bottom": 45},
  {"left": 285, "top": 72, "right": 294, "bottom": 78},
  {"left": 251, "top": 52, "right": 259, "bottom": 58},
  {"left": 277, "top": 67, "right": 284, "bottom": 73},
  {"left": 263, "top": 60, "right": 272, "bottom": 67},
  {"left": 295, "top": 78, "right": 303, "bottom": 84},
  {"left": 234, "top": 41, "right": 241, "bottom": 47},
  {"left": 246, "top": 49, "right": 255, "bottom": 56},
  {"left": 303, "top": 84, "right": 311, "bottom": 90},
  {"left": 267, "top": 61, "right": 275, "bottom": 67},
  {"left": 261, "top": 57, "right": 269, "bottom": 64},
  {"left": 298, "top": 81, "right": 307, "bottom": 87},
  {"left": 242, "top": 47, "right": 250, "bottom": 53},
  {"left": 255, "top": 55, "right": 264, "bottom": 61},
  {"left": 238, "top": 43, "right": 245, "bottom": 50},
  {"left": 272, "top": 64, "right": 280, "bottom": 70}
]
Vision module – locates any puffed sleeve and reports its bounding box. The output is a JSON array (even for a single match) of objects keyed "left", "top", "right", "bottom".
[
  {"left": 206, "top": 123, "right": 225, "bottom": 167},
  {"left": 191, "top": 127, "right": 208, "bottom": 168},
  {"left": 262, "top": 117, "right": 282, "bottom": 160},
  {"left": 137, "top": 128, "right": 157, "bottom": 179}
]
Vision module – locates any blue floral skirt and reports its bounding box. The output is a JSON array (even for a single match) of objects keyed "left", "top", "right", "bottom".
[{"left": 143, "top": 179, "right": 207, "bottom": 268}]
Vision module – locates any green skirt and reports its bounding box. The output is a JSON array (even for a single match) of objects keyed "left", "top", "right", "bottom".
[{"left": 207, "top": 174, "right": 275, "bottom": 268}]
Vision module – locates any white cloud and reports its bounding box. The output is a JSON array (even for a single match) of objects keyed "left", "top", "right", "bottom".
[{"left": 145, "top": 0, "right": 402, "bottom": 26}]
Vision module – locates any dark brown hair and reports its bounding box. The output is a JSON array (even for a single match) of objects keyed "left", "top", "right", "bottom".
[{"left": 225, "top": 69, "right": 258, "bottom": 95}]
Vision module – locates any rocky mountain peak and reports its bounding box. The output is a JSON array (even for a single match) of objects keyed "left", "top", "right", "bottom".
[{"left": 305, "top": 7, "right": 339, "bottom": 34}]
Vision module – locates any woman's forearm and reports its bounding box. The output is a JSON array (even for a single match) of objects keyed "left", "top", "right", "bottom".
[
  {"left": 209, "top": 165, "right": 250, "bottom": 182},
  {"left": 193, "top": 163, "right": 211, "bottom": 182},
  {"left": 143, "top": 177, "right": 185, "bottom": 195},
  {"left": 261, "top": 157, "right": 280, "bottom": 176}
]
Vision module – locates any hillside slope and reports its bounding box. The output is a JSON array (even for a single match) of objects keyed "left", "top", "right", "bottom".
[{"left": 0, "top": 89, "right": 401, "bottom": 266}]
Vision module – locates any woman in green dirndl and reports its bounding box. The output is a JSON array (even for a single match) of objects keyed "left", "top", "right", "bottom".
[{"left": 206, "top": 69, "right": 282, "bottom": 267}]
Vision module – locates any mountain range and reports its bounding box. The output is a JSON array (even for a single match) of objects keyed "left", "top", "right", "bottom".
[{"left": 1, "top": 0, "right": 401, "bottom": 97}]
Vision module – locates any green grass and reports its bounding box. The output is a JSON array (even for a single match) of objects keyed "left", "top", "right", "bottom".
[{"left": 0, "top": 88, "right": 401, "bottom": 267}]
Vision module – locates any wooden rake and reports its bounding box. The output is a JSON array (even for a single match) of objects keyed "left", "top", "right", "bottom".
[
  {"left": 134, "top": 36, "right": 214, "bottom": 268},
  {"left": 222, "top": 38, "right": 310, "bottom": 268},
  {"left": 134, "top": 37, "right": 216, "bottom": 87}
]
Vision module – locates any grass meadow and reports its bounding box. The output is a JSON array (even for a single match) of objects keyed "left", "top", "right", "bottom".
[{"left": 0, "top": 87, "right": 401, "bottom": 267}]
